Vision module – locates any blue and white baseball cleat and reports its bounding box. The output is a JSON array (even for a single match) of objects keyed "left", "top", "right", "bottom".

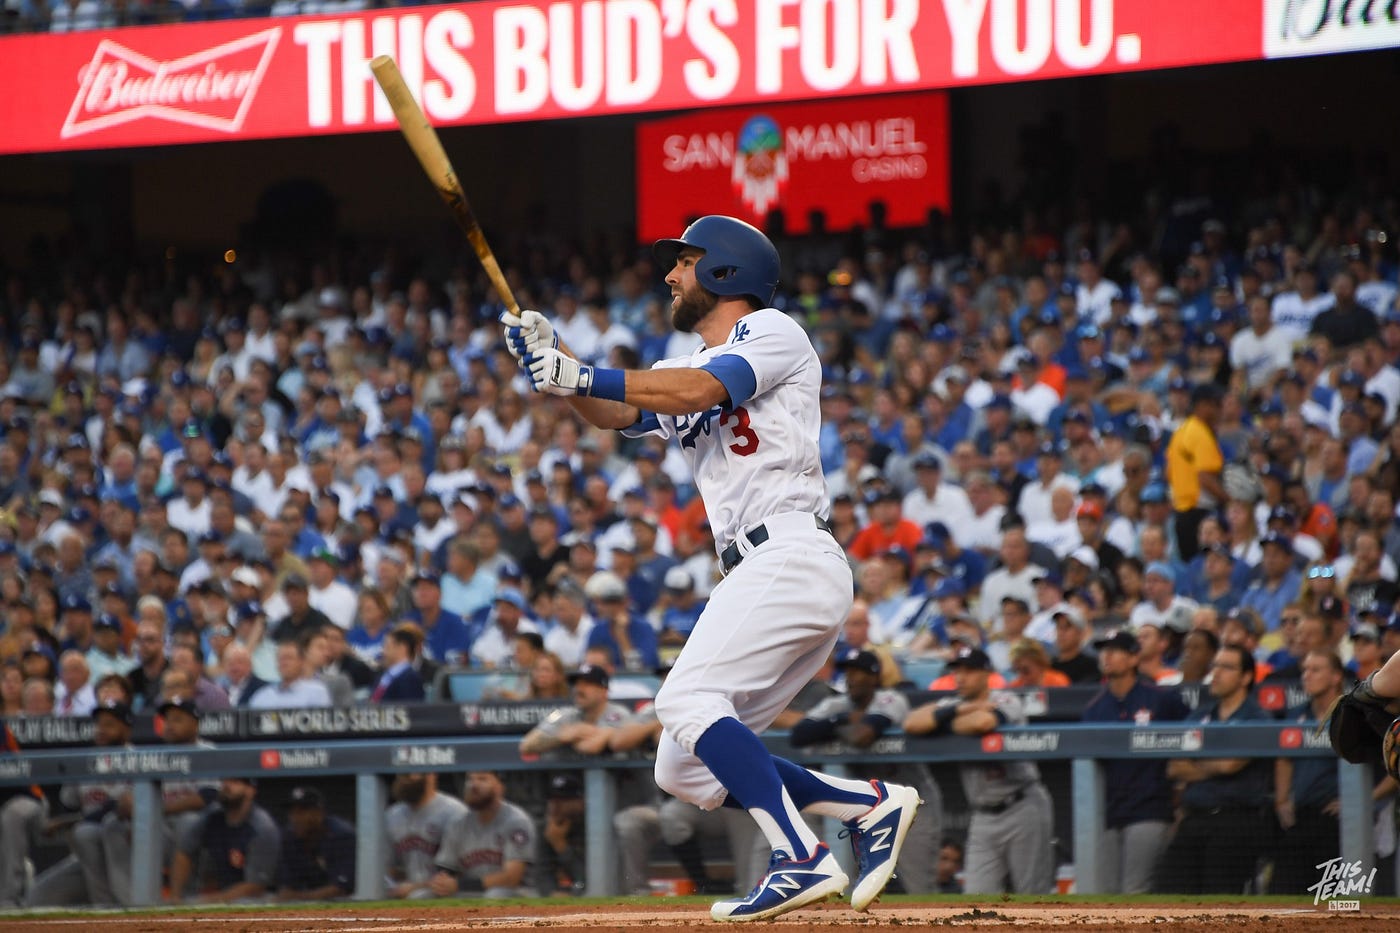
[
  {"left": 843, "top": 780, "right": 923, "bottom": 912},
  {"left": 710, "top": 843, "right": 849, "bottom": 922}
]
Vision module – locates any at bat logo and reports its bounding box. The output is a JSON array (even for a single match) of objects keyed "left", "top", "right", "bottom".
[{"left": 62, "top": 28, "right": 282, "bottom": 139}]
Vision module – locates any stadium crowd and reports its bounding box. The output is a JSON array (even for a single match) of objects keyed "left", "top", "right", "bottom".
[{"left": 1, "top": 181, "right": 1400, "bottom": 904}]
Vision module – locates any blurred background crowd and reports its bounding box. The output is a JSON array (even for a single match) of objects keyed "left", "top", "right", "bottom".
[{"left": 0, "top": 169, "right": 1399, "bottom": 904}]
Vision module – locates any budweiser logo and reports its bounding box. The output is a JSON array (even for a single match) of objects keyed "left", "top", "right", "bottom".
[{"left": 62, "top": 28, "right": 281, "bottom": 138}]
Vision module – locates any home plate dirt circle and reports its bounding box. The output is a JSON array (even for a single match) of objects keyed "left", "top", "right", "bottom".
[{"left": 3, "top": 901, "right": 1395, "bottom": 932}]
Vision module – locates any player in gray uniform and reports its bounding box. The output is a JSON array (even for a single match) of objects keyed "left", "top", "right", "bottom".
[
  {"left": 519, "top": 663, "right": 658, "bottom": 893},
  {"left": 383, "top": 772, "right": 468, "bottom": 899},
  {"left": 0, "top": 722, "right": 45, "bottom": 908},
  {"left": 26, "top": 698, "right": 134, "bottom": 906},
  {"left": 609, "top": 698, "right": 760, "bottom": 895},
  {"left": 904, "top": 647, "right": 1053, "bottom": 894},
  {"left": 431, "top": 772, "right": 537, "bottom": 898},
  {"left": 519, "top": 664, "right": 636, "bottom": 757},
  {"left": 101, "top": 697, "right": 218, "bottom": 904},
  {"left": 791, "top": 649, "right": 942, "bottom": 894}
]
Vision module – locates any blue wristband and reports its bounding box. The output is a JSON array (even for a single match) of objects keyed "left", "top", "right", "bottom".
[{"left": 582, "top": 366, "right": 627, "bottom": 402}]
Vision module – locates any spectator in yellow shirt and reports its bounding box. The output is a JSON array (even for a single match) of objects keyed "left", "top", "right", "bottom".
[{"left": 1166, "top": 384, "right": 1225, "bottom": 561}]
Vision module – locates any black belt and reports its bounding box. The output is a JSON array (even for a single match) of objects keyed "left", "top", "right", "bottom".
[
  {"left": 976, "top": 787, "right": 1028, "bottom": 815},
  {"left": 719, "top": 515, "right": 831, "bottom": 575}
]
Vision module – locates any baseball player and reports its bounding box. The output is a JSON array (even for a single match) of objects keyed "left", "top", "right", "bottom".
[
  {"left": 790, "top": 649, "right": 942, "bottom": 895},
  {"left": 505, "top": 216, "right": 921, "bottom": 921},
  {"left": 167, "top": 777, "right": 280, "bottom": 903},
  {"left": 383, "top": 772, "right": 469, "bottom": 899},
  {"left": 26, "top": 698, "right": 134, "bottom": 907},
  {"left": 431, "top": 772, "right": 537, "bottom": 898},
  {"left": 0, "top": 721, "right": 44, "bottom": 907},
  {"left": 904, "top": 647, "right": 1054, "bottom": 894},
  {"left": 608, "top": 695, "right": 761, "bottom": 896},
  {"left": 519, "top": 663, "right": 660, "bottom": 893},
  {"left": 100, "top": 696, "right": 218, "bottom": 905}
]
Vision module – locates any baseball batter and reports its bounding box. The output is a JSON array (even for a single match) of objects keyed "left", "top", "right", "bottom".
[
  {"left": 431, "top": 772, "right": 537, "bottom": 898},
  {"left": 904, "top": 647, "right": 1054, "bottom": 894},
  {"left": 506, "top": 216, "right": 921, "bottom": 921},
  {"left": 384, "top": 772, "right": 469, "bottom": 898}
]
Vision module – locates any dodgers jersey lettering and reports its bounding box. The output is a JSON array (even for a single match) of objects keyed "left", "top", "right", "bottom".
[{"left": 622, "top": 309, "right": 826, "bottom": 553}]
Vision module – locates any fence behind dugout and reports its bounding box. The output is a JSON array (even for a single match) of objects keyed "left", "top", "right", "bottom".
[{"left": 0, "top": 721, "right": 1377, "bottom": 904}]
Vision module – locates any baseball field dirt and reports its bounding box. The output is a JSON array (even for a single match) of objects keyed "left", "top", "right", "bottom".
[{"left": 2, "top": 899, "right": 1396, "bottom": 932}]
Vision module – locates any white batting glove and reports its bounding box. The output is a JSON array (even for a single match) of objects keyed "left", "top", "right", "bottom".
[
  {"left": 528, "top": 347, "right": 590, "bottom": 396},
  {"left": 500, "top": 309, "right": 556, "bottom": 363}
]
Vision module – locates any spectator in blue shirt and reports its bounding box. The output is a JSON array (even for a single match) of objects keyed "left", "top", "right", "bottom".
[
  {"left": 655, "top": 567, "right": 705, "bottom": 648},
  {"left": 1239, "top": 533, "right": 1302, "bottom": 631},
  {"left": 583, "top": 571, "right": 658, "bottom": 673},
  {"left": 405, "top": 571, "right": 472, "bottom": 667}
]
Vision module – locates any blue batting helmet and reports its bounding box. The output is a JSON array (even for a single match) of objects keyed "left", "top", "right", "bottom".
[{"left": 653, "top": 215, "right": 780, "bottom": 306}]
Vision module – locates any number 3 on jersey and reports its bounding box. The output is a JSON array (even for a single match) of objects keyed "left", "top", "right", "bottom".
[{"left": 720, "top": 406, "right": 760, "bottom": 456}]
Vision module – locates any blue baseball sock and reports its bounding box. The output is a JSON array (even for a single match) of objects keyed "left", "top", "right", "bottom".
[
  {"left": 694, "top": 718, "right": 820, "bottom": 861},
  {"left": 772, "top": 757, "right": 881, "bottom": 821}
]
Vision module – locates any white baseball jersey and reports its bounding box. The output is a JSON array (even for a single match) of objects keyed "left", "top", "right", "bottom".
[
  {"left": 1270, "top": 290, "right": 1334, "bottom": 342},
  {"left": 621, "top": 309, "right": 826, "bottom": 553}
]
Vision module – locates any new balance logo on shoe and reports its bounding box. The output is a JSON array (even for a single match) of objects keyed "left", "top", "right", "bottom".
[
  {"left": 769, "top": 874, "right": 803, "bottom": 897},
  {"left": 710, "top": 844, "right": 849, "bottom": 922},
  {"left": 868, "top": 826, "right": 894, "bottom": 853}
]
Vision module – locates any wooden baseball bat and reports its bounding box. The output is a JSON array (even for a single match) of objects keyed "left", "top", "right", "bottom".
[{"left": 369, "top": 55, "right": 520, "bottom": 316}]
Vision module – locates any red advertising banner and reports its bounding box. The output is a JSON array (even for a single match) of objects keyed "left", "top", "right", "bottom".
[
  {"left": 0, "top": 0, "right": 1286, "bottom": 155},
  {"left": 636, "top": 93, "right": 949, "bottom": 240}
]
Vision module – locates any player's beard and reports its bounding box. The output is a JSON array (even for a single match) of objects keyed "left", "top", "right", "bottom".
[
  {"left": 394, "top": 776, "right": 427, "bottom": 805},
  {"left": 671, "top": 280, "right": 720, "bottom": 333}
]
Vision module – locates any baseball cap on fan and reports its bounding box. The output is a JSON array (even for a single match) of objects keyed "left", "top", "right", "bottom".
[
  {"left": 945, "top": 646, "right": 993, "bottom": 671},
  {"left": 568, "top": 664, "right": 610, "bottom": 689},
  {"left": 835, "top": 648, "right": 881, "bottom": 677}
]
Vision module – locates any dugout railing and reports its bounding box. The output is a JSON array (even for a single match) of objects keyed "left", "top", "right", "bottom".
[{"left": 0, "top": 721, "right": 1371, "bottom": 904}]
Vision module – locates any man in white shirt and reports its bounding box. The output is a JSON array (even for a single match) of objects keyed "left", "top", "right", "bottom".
[
  {"left": 901, "top": 453, "right": 973, "bottom": 530},
  {"left": 978, "top": 527, "right": 1047, "bottom": 624},
  {"left": 166, "top": 468, "right": 213, "bottom": 539},
  {"left": 961, "top": 471, "right": 1007, "bottom": 554},
  {"left": 54, "top": 650, "right": 97, "bottom": 716},
  {"left": 1016, "top": 443, "right": 1080, "bottom": 528},
  {"left": 1075, "top": 249, "right": 1123, "bottom": 326},
  {"left": 248, "top": 641, "right": 332, "bottom": 709},
  {"left": 306, "top": 547, "right": 357, "bottom": 631},
  {"left": 244, "top": 303, "right": 279, "bottom": 364},
  {"left": 1270, "top": 265, "right": 1334, "bottom": 343},
  {"left": 1230, "top": 295, "right": 1295, "bottom": 391},
  {"left": 1025, "top": 486, "right": 1081, "bottom": 559},
  {"left": 549, "top": 289, "right": 603, "bottom": 364},
  {"left": 469, "top": 590, "right": 542, "bottom": 669},
  {"left": 1127, "top": 562, "right": 1198, "bottom": 635},
  {"left": 543, "top": 583, "right": 596, "bottom": 668}
]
